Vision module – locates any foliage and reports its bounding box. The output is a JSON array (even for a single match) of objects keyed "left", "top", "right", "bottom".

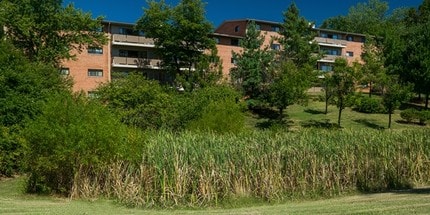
[
  {"left": 0, "top": 40, "right": 70, "bottom": 127},
  {"left": 401, "top": 109, "right": 430, "bottom": 125},
  {"left": 69, "top": 129, "right": 430, "bottom": 207},
  {"left": 321, "top": 0, "right": 389, "bottom": 35},
  {"left": 0, "top": 0, "right": 106, "bottom": 66},
  {"left": 96, "top": 74, "right": 180, "bottom": 130},
  {"left": 23, "top": 92, "right": 128, "bottom": 195},
  {"left": 361, "top": 37, "right": 388, "bottom": 97},
  {"left": 353, "top": 95, "right": 386, "bottom": 114},
  {"left": 136, "top": 0, "right": 220, "bottom": 91},
  {"left": 330, "top": 58, "right": 358, "bottom": 127},
  {"left": 269, "top": 61, "right": 310, "bottom": 116},
  {"left": 187, "top": 99, "right": 245, "bottom": 134},
  {"left": 0, "top": 126, "right": 25, "bottom": 177},
  {"left": 230, "top": 21, "right": 274, "bottom": 107},
  {"left": 266, "top": 3, "right": 318, "bottom": 116},
  {"left": 382, "top": 79, "right": 412, "bottom": 128}
]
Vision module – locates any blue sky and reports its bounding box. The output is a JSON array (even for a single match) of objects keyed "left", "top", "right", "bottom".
[{"left": 63, "top": 0, "right": 423, "bottom": 27}]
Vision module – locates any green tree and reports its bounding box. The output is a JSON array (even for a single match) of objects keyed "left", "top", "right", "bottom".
[
  {"left": 268, "top": 3, "right": 319, "bottom": 117},
  {"left": 0, "top": 0, "right": 106, "bottom": 66},
  {"left": 0, "top": 41, "right": 70, "bottom": 127},
  {"left": 400, "top": 0, "right": 430, "bottom": 108},
  {"left": 361, "top": 37, "right": 387, "bottom": 97},
  {"left": 321, "top": 0, "right": 389, "bottom": 35},
  {"left": 136, "top": 0, "right": 219, "bottom": 91},
  {"left": 332, "top": 58, "right": 357, "bottom": 127},
  {"left": 230, "top": 21, "right": 274, "bottom": 107},
  {"left": 382, "top": 78, "right": 412, "bottom": 128}
]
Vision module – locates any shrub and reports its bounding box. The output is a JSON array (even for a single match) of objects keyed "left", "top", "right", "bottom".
[
  {"left": 353, "top": 96, "right": 386, "bottom": 113},
  {"left": 418, "top": 110, "right": 430, "bottom": 125},
  {"left": 23, "top": 93, "right": 128, "bottom": 195},
  {"left": 400, "top": 109, "right": 419, "bottom": 123},
  {"left": 0, "top": 126, "right": 25, "bottom": 177},
  {"left": 400, "top": 109, "right": 430, "bottom": 125}
]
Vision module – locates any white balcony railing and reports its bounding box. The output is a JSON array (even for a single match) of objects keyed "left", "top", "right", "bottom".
[
  {"left": 112, "top": 34, "right": 155, "bottom": 47},
  {"left": 112, "top": 56, "right": 161, "bottom": 69}
]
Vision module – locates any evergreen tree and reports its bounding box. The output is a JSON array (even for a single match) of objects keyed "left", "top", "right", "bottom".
[{"left": 230, "top": 21, "right": 274, "bottom": 107}]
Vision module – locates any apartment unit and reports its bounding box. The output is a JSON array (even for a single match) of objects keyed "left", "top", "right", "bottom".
[
  {"left": 213, "top": 19, "right": 366, "bottom": 76},
  {"left": 62, "top": 21, "right": 167, "bottom": 94},
  {"left": 62, "top": 19, "right": 366, "bottom": 94}
]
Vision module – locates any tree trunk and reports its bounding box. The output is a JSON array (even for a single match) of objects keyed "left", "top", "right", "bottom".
[
  {"left": 325, "top": 98, "right": 329, "bottom": 115},
  {"left": 279, "top": 107, "right": 284, "bottom": 119},
  {"left": 388, "top": 111, "right": 392, "bottom": 129},
  {"left": 426, "top": 93, "right": 429, "bottom": 109},
  {"left": 368, "top": 82, "right": 372, "bottom": 98},
  {"left": 338, "top": 107, "right": 342, "bottom": 128}
]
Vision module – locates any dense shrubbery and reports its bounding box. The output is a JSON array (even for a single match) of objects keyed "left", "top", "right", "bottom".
[
  {"left": 0, "top": 41, "right": 69, "bottom": 176},
  {"left": 401, "top": 109, "right": 430, "bottom": 125},
  {"left": 353, "top": 95, "right": 386, "bottom": 114},
  {"left": 23, "top": 93, "right": 129, "bottom": 195},
  {"left": 96, "top": 75, "right": 245, "bottom": 133}
]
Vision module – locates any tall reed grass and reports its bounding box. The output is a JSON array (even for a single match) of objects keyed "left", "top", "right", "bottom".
[{"left": 72, "top": 128, "right": 430, "bottom": 207}]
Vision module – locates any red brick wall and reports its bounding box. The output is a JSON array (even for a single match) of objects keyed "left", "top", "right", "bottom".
[{"left": 61, "top": 41, "right": 110, "bottom": 93}]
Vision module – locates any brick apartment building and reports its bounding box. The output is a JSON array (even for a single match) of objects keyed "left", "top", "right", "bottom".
[{"left": 62, "top": 19, "right": 366, "bottom": 94}]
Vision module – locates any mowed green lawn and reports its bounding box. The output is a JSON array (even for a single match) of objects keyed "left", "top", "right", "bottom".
[
  {"left": 2, "top": 177, "right": 430, "bottom": 214},
  {"left": 246, "top": 100, "right": 429, "bottom": 130}
]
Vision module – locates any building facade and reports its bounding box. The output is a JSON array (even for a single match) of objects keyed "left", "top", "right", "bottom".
[{"left": 62, "top": 19, "right": 366, "bottom": 94}]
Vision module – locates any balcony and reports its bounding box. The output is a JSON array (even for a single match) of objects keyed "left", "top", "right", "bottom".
[
  {"left": 112, "top": 34, "right": 155, "bottom": 48},
  {"left": 112, "top": 56, "right": 162, "bottom": 69},
  {"left": 314, "top": 37, "right": 347, "bottom": 48},
  {"left": 318, "top": 55, "right": 342, "bottom": 63}
]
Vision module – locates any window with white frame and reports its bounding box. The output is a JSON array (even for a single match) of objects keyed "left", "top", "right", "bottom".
[
  {"left": 88, "top": 47, "right": 103, "bottom": 54},
  {"left": 60, "top": 68, "right": 70, "bottom": 75},
  {"left": 88, "top": 69, "right": 103, "bottom": 77}
]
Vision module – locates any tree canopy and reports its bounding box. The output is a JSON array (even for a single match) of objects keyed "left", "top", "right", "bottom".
[
  {"left": 0, "top": 0, "right": 107, "bottom": 67},
  {"left": 136, "top": 0, "right": 220, "bottom": 91}
]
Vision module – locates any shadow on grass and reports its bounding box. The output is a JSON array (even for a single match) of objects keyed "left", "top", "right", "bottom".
[
  {"left": 256, "top": 119, "right": 294, "bottom": 130},
  {"left": 304, "top": 108, "right": 326, "bottom": 115},
  {"left": 251, "top": 107, "right": 280, "bottom": 120},
  {"left": 391, "top": 187, "right": 430, "bottom": 194},
  {"left": 354, "top": 119, "right": 385, "bottom": 130},
  {"left": 301, "top": 119, "right": 339, "bottom": 129}
]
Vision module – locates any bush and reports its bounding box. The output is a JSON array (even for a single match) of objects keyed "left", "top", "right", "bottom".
[
  {"left": 400, "top": 109, "right": 430, "bottom": 125},
  {"left": 23, "top": 93, "right": 128, "bottom": 195},
  {"left": 186, "top": 85, "right": 245, "bottom": 133},
  {"left": 0, "top": 126, "right": 25, "bottom": 177},
  {"left": 353, "top": 96, "right": 386, "bottom": 114},
  {"left": 400, "top": 109, "right": 418, "bottom": 123}
]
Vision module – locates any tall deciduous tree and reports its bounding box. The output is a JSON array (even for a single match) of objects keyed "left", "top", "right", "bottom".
[
  {"left": 0, "top": 0, "right": 106, "bottom": 66},
  {"left": 332, "top": 58, "right": 357, "bottom": 127},
  {"left": 400, "top": 0, "right": 430, "bottom": 108},
  {"left": 230, "top": 21, "right": 273, "bottom": 107},
  {"left": 136, "top": 0, "right": 220, "bottom": 91}
]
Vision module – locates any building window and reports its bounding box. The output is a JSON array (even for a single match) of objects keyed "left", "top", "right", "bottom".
[
  {"left": 320, "top": 64, "right": 333, "bottom": 72},
  {"left": 322, "top": 47, "right": 341, "bottom": 56},
  {"left": 231, "top": 38, "right": 239, "bottom": 46},
  {"left": 256, "top": 24, "right": 261, "bottom": 30},
  {"left": 271, "top": 26, "right": 280, "bottom": 32},
  {"left": 214, "top": 37, "right": 220, "bottom": 44},
  {"left": 347, "top": 36, "right": 353, "bottom": 41},
  {"left": 234, "top": 25, "right": 240, "bottom": 32},
  {"left": 346, "top": 51, "right": 354, "bottom": 57},
  {"left": 271, "top": 43, "right": 281, "bottom": 50},
  {"left": 88, "top": 69, "right": 103, "bottom": 77},
  {"left": 231, "top": 58, "right": 237, "bottom": 65},
  {"left": 60, "top": 68, "right": 69, "bottom": 75},
  {"left": 87, "top": 91, "right": 98, "bottom": 99},
  {"left": 88, "top": 47, "right": 103, "bottom": 54}
]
